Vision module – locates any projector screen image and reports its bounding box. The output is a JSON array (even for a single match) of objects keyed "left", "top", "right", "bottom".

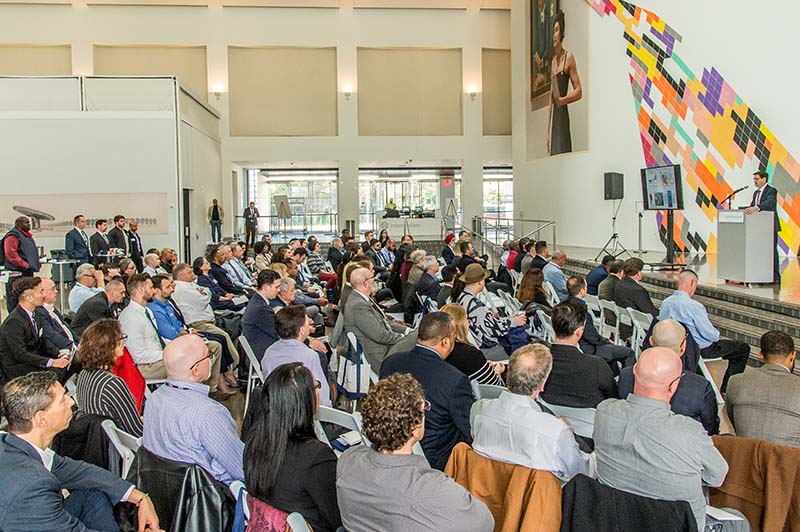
[{"left": 641, "top": 164, "right": 684, "bottom": 211}]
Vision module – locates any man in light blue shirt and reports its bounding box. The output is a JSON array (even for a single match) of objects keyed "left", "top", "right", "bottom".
[
  {"left": 67, "top": 263, "right": 105, "bottom": 313},
  {"left": 143, "top": 335, "right": 244, "bottom": 485},
  {"left": 543, "top": 250, "right": 569, "bottom": 302},
  {"left": 658, "top": 269, "right": 750, "bottom": 392},
  {"left": 222, "top": 242, "right": 255, "bottom": 292},
  {"left": 262, "top": 304, "right": 331, "bottom": 406}
]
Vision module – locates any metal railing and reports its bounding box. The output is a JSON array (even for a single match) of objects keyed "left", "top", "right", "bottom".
[
  {"left": 474, "top": 216, "right": 557, "bottom": 248},
  {"left": 235, "top": 213, "right": 339, "bottom": 239}
]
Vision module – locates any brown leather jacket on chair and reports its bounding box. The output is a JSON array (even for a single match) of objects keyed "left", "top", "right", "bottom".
[
  {"left": 710, "top": 435, "right": 800, "bottom": 532},
  {"left": 444, "top": 442, "right": 562, "bottom": 532}
]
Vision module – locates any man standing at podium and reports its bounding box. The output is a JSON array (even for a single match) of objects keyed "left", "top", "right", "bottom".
[{"left": 745, "top": 171, "right": 780, "bottom": 283}]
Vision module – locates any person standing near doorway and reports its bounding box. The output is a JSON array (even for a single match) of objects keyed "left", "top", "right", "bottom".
[
  {"left": 243, "top": 201, "right": 259, "bottom": 251},
  {"left": 208, "top": 198, "right": 225, "bottom": 243}
]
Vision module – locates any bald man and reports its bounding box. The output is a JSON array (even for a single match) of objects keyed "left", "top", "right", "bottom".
[
  {"left": 658, "top": 269, "right": 750, "bottom": 392},
  {"left": 35, "top": 278, "right": 77, "bottom": 350},
  {"left": 617, "top": 320, "right": 719, "bottom": 434},
  {"left": 594, "top": 347, "right": 743, "bottom": 532},
  {"left": 142, "top": 335, "right": 244, "bottom": 485}
]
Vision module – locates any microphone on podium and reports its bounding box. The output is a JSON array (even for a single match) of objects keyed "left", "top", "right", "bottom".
[{"left": 719, "top": 185, "right": 749, "bottom": 208}]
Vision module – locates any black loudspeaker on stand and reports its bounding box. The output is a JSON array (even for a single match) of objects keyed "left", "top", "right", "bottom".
[{"left": 596, "top": 172, "right": 631, "bottom": 261}]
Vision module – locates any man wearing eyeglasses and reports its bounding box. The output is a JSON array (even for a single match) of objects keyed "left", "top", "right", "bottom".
[
  {"left": 593, "top": 347, "right": 743, "bottom": 532},
  {"left": 142, "top": 334, "right": 244, "bottom": 486}
]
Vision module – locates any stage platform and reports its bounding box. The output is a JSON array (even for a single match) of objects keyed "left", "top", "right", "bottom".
[{"left": 560, "top": 246, "right": 800, "bottom": 362}]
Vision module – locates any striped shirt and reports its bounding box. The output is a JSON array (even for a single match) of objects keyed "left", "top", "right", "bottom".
[
  {"left": 306, "top": 252, "right": 326, "bottom": 275},
  {"left": 76, "top": 369, "right": 143, "bottom": 437},
  {"left": 457, "top": 289, "right": 513, "bottom": 349}
]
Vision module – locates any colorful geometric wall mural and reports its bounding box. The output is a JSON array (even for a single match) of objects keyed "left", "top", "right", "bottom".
[{"left": 586, "top": 0, "right": 800, "bottom": 256}]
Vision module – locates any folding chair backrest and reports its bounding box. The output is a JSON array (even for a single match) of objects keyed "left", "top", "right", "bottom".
[
  {"left": 598, "top": 299, "right": 620, "bottom": 342},
  {"left": 239, "top": 336, "right": 265, "bottom": 416},
  {"left": 287, "top": 512, "right": 313, "bottom": 532},
  {"left": 315, "top": 405, "right": 368, "bottom": 445},
  {"left": 534, "top": 309, "right": 554, "bottom": 343},
  {"left": 476, "top": 381, "right": 506, "bottom": 400},
  {"left": 583, "top": 294, "right": 604, "bottom": 336},
  {"left": 101, "top": 419, "right": 141, "bottom": 478},
  {"left": 542, "top": 280, "right": 561, "bottom": 307},
  {"left": 626, "top": 307, "right": 653, "bottom": 359},
  {"left": 497, "top": 289, "right": 521, "bottom": 314},
  {"left": 509, "top": 269, "right": 522, "bottom": 291}
]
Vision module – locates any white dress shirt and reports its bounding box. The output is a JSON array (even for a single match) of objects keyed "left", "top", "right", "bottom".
[
  {"left": 470, "top": 390, "right": 595, "bottom": 482},
  {"left": 68, "top": 283, "right": 103, "bottom": 313},
  {"left": 44, "top": 304, "right": 74, "bottom": 343},
  {"left": 172, "top": 280, "right": 215, "bottom": 324},
  {"left": 119, "top": 300, "right": 164, "bottom": 365},
  {"left": 143, "top": 265, "right": 168, "bottom": 277}
]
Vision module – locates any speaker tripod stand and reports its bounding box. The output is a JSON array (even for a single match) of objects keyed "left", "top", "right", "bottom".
[{"left": 595, "top": 199, "right": 632, "bottom": 261}]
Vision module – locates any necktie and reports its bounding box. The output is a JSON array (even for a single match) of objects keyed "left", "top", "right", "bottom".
[
  {"left": 168, "top": 299, "right": 187, "bottom": 326},
  {"left": 80, "top": 230, "right": 91, "bottom": 257},
  {"left": 755, "top": 189, "right": 762, "bottom": 207},
  {"left": 30, "top": 315, "right": 38, "bottom": 336},
  {"left": 144, "top": 309, "right": 166, "bottom": 348},
  {"left": 102, "top": 233, "right": 109, "bottom": 244}
]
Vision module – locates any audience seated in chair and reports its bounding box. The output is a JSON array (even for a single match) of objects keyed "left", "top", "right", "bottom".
[
  {"left": 208, "top": 244, "right": 245, "bottom": 296},
  {"left": 471, "top": 343, "right": 595, "bottom": 482},
  {"left": 222, "top": 242, "right": 256, "bottom": 293},
  {"left": 36, "top": 278, "right": 78, "bottom": 351},
  {"left": 262, "top": 305, "right": 331, "bottom": 407},
  {"left": 0, "top": 371, "right": 160, "bottom": 531},
  {"left": 118, "top": 274, "right": 171, "bottom": 381},
  {"left": 343, "top": 267, "right": 407, "bottom": 369},
  {"left": 594, "top": 346, "right": 749, "bottom": 532},
  {"left": 0, "top": 277, "right": 68, "bottom": 382},
  {"left": 71, "top": 279, "right": 126, "bottom": 337},
  {"left": 245, "top": 362, "right": 342, "bottom": 532},
  {"left": 337, "top": 373, "right": 493, "bottom": 532},
  {"left": 542, "top": 250, "right": 569, "bottom": 302},
  {"left": 658, "top": 269, "right": 750, "bottom": 393},
  {"left": 415, "top": 255, "right": 441, "bottom": 305},
  {"left": 726, "top": 330, "right": 800, "bottom": 447},
  {"left": 380, "top": 312, "right": 473, "bottom": 471},
  {"left": 68, "top": 263, "right": 105, "bottom": 314},
  {"left": 189, "top": 256, "right": 247, "bottom": 313},
  {"left": 618, "top": 319, "right": 719, "bottom": 435},
  {"left": 437, "top": 264, "right": 458, "bottom": 309},
  {"left": 439, "top": 303, "right": 505, "bottom": 386},
  {"left": 567, "top": 274, "right": 635, "bottom": 374},
  {"left": 454, "top": 263, "right": 526, "bottom": 360},
  {"left": 142, "top": 252, "right": 167, "bottom": 277},
  {"left": 75, "top": 318, "right": 143, "bottom": 437},
  {"left": 586, "top": 255, "right": 614, "bottom": 296},
  {"left": 540, "top": 299, "right": 617, "bottom": 408},
  {"left": 613, "top": 258, "right": 658, "bottom": 339},
  {"left": 597, "top": 259, "right": 623, "bottom": 326},
  {"left": 517, "top": 267, "right": 551, "bottom": 311},
  {"left": 241, "top": 269, "right": 281, "bottom": 361},
  {"left": 143, "top": 334, "right": 244, "bottom": 485}
]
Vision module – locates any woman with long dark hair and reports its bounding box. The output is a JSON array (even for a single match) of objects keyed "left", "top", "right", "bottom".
[
  {"left": 517, "top": 267, "right": 551, "bottom": 310},
  {"left": 244, "top": 363, "right": 341, "bottom": 532}
]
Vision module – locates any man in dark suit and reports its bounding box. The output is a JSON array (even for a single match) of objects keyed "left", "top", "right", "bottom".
[
  {"left": 416, "top": 256, "right": 441, "bottom": 303},
  {"left": 69, "top": 280, "right": 127, "bottom": 337},
  {"left": 745, "top": 170, "right": 781, "bottom": 283},
  {"left": 618, "top": 319, "right": 719, "bottom": 435},
  {"left": 360, "top": 230, "right": 375, "bottom": 254},
  {"left": 586, "top": 255, "right": 614, "bottom": 296},
  {"left": 209, "top": 244, "right": 244, "bottom": 295},
  {"left": 327, "top": 237, "right": 345, "bottom": 272},
  {"left": 613, "top": 257, "right": 658, "bottom": 339},
  {"left": 89, "top": 219, "right": 110, "bottom": 268},
  {"left": 441, "top": 233, "right": 456, "bottom": 265},
  {"left": 242, "top": 269, "right": 281, "bottom": 361},
  {"left": 0, "top": 371, "right": 160, "bottom": 531},
  {"left": 127, "top": 218, "right": 144, "bottom": 272},
  {"left": 437, "top": 264, "right": 457, "bottom": 309},
  {"left": 540, "top": 299, "right": 617, "bottom": 408},
  {"left": 567, "top": 275, "right": 635, "bottom": 375},
  {"left": 0, "top": 278, "right": 67, "bottom": 383},
  {"left": 106, "top": 214, "right": 129, "bottom": 257},
  {"left": 64, "top": 214, "right": 91, "bottom": 267},
  {"left": 380, "top": 312, "right": 473, "bottom": 470},
  {"left": 530, "top": 240, "right": 549, "bottom": 271},
  {"left": 365, "top": 239, "right": 389, "bottom": 281},
  {"left": 242, "top": 201, "right": 259, "bottom": 251},
  {"left": 36, "top": 278, "right": 77, "bottom": 351}
]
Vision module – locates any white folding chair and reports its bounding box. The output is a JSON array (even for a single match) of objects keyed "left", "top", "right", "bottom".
[
  {"left": 239, "top": 336, "right": 265, "bottom": 416},
  {"left": 470, "top": 379, "right": 506, "bottom": 400},
  {"left": 598, "top": 299, "right": 621, "bottom": 343},
  {"left": 287, "top": 513, "right": 313, "bottom": 532},
  {"left": 64, "top": 374, "right": 78, "bottom": 405},
  {"left": 101, "top": 419, "right": 142, "bottom": 478},
  {"left": 509, "top": 269, "right": 522, "bottom": 292},
  {"left": 626, "top": 307, "right": 654, "bottom": 359},
  {"left": 698, "top": 357, "right": 725, "bottom": 405},
  {"left": 496, "top": 289, "right": 521, "bottom": 314},
  {"left": 533, "top": 309, "right": 554, "bottom": 343},
  {"left": 232, "top": 485, "right": 311, "bottom": 532},
  {"left": 583, "top": 294, "right": 604, "bottom": 336},
  {"left": 538, "top": 399, "right": 596, "bottom": 439},
  {"left": 143, "top": 378, "right": 166, "bottom": 400},
  {"left": 542, "top": 280, "right": 561, "bottom": 307}
]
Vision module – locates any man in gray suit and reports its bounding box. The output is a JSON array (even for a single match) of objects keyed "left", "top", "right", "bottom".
[
  {"left": 343, "top": 267, "right": 408, "bottom": 368},
  {"left": 726, "top": 331, "right": 800, "bottom": 448}
]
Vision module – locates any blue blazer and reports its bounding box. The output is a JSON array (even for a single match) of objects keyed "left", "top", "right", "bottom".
[
  {"left": 380, "top": 345, "right": 474, "bottom": 471},
  {"left": 64, "top": 228, "right": 90, "bottom": 264},
  {"left": 0, "top": 432, "right": 131, "bottom": 532},
  {"left": 242, "top": 295, "right": 278, "bottom": 361},
  {"left": 35, "top": 307, "right": 76, "bottom": 350},
  {"left": 618, "top": 367, "right": 719, "bottom": 435},
  {"left": 441, "top": 246, "right": 455, "bottom": 266}
]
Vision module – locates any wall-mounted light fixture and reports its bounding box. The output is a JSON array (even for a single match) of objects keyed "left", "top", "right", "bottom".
[
  {"left": 467, "top": 84, "right": 478, "bottom": 101},
  {"left": 343, "top": 83, "right": 353, "bottom": 101},
  {"left": 212, "top": 83, "right": 224, "bottom": 100}
]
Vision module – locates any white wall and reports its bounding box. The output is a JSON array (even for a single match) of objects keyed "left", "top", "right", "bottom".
[
  {"left": 511, "top": 0, "right": 800, "bottom": 253},
  {"left": 0, "top": 4, "right": 511, "bottom": 237}
]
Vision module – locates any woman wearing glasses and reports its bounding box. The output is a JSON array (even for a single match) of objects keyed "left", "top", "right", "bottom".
[
  {"left": 75, "top": 318, "right": 143, "bottom": 437},
  {"left": 244, "top": 363, "right": 341, "bottom": 532}
]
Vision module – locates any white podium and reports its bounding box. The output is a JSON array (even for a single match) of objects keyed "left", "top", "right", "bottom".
[{"left": 717, "top": 210, "right": 773, "bottom": 283}]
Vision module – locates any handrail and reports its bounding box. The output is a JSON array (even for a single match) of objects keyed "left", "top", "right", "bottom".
[{"left": 475, "top": 215, "right": 557, "bottom": 247}]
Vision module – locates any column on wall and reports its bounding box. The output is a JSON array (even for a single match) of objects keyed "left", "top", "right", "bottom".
[
  {"left": 337, "top": 40, "right": 359, "bottom": 235},
  {"left": 460, "top": 44, "right": 484, "bottom": 232}
]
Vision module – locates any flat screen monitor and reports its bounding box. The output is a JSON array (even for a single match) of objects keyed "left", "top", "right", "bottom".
[{"left": 640, "top": 164, "right": 684, "bottom": 210}]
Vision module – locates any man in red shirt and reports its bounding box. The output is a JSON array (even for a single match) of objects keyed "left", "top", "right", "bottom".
[{"left": 3, "top": 216, "right": 41, "bottom": 312}]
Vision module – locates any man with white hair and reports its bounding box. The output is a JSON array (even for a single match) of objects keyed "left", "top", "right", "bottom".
[
  {"left": 35, "top": 278, "right": 77, "bottom": 350},
  {"left": 143, "top": 335, "right": 244, "bottom": 485},
  {"left": 67, "top": 263, "right": 105, "bottom": 313},
  {"left": 415, "top": 255, "right": 441, "bottom": 304},
  {"left": 594, "top": 347, "right": 747, "bottom": 532},
  {"left": 658, "top": 269, "right": 750, "bottom": 392},
  {"left": 471, "top": 343, "right": 594, "bottom": 481},
  {"left": 143, "top": 252, "right": 166, "bottom": 277},
  {"left": 542, "top": 249, "right": 568, "bottom": 302}
]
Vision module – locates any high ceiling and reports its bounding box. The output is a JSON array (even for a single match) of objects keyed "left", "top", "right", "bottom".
[{"left": 0, "top": 0, "right": 510, "bottom": 9}]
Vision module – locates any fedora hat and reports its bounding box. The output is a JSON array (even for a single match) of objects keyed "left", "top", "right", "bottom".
[{"left": 462, "top": 263, "right": 490, "bottom": 284}]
